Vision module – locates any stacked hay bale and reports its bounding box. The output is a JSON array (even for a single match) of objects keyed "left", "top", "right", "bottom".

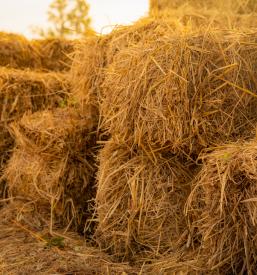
[
  {"left": 186, "top": 140, "right": 257, "bottom": 273},
  {"left": 96, "top": 140, "right": 193, "bottom": 258},
  {"left": 0, "top": 68, "right": 70, "bottom": 201},
  {"left": 70, "top": 16, "right": 257, "bottom": 271},
  {"left": 0, "top": 33, "right": 75, "bottom": 204},
  {"left": 101, "top": 28, "right": 257, "bottom": 158},
  {"left": 0, "top": 32, "right": 74, "bottom": 71},
  {"left": 3, "top": 107, "right": 97, "bottom": 232}
]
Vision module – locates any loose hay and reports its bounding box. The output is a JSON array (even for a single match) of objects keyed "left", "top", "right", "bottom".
[
  {"left": 186, "top": 140, "right": 257, "bottom": 273},
  {"left": 0, "top": 32, "right": 75, "bottom": 71},
  {"left": 4, "top": 107, "right": 97, "bottom": 232},
  {"left": 0, "top": 202, "right": 135, "bottom": 275},
  {"left": 100, "top": 28, "right": 257, "bottom": 158},
  {"left": 95, "top": 139, "right": 194, "bottom": 260}
]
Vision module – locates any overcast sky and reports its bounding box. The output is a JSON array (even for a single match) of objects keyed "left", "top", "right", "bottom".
[{"left": 0, "top": 0, "right": 149, "bottom": 37}]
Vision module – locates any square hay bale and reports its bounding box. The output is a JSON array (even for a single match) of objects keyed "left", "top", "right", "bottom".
[
  {"left": 70, "top": 18, "right": 183, "bottom": 112},
  {"left": 33, "top": 38, "right": 75, "bottom": 72},
  {"left": 0, "top": 32, "right": 40, "bottom": 69},
  {"left": 186, "top": 140, "right": 257, "bottom": 273},
  {"left": 3, "top": 107, "right": 97, "bottom": 232},
  {"left": 70, "top": 17, "right": 257, "bottom": 120},
  {"left": 0, "top": 68, "right": 71, "bottom": 200},
  {"left": 95, "top": 139, "right": 194, "bottom": 259},
  {"left": 100, "top": 28, "right": 257, "bottom": 158},
  {"left": 0, "top": 32, "right": 75, "bottom": 71},
  {"left": 0, "top": 68, "right": 70, "bottom": 122}
]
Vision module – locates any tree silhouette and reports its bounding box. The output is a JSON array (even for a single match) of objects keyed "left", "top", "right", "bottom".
[{"left": 35, "top": 0, "right": 93, "bottom": 38}]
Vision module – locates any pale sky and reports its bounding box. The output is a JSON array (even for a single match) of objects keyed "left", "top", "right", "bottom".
[{"left": 0, "top": 0, "right": 149, "bottom": 37}]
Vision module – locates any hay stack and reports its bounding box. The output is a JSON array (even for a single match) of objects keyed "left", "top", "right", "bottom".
[
  {"left": 0, "top": 67, "right": 70, "bottom": 122},
  {"left": 0, "top": 32, "right": 40, "bottom": 69},
  {"left": 0, "top": 68, "right": 71, "bottom": 200},
  {"left": 71, "top": 17, "right": 257, "bottom": 119},
  {"left": 100, "top": 28, "right": 257, "bottom": 158},
  {"left": 95, "top": 139, "right": 194, "bottom": 259},
  {"left": 150, "top": 0, "right": 257, "bottom": 14},
  {"left": 186, "top": 140, "right": 257, "bottom": 273},
  {"left": 4, "top": 107, "right": 97, "bottom": 232},
  {"left": 33, "top": 38, "right": 75, "bottom": 72},
  {"left": 0, "top": 32, "right": 74, "bottom": 71}
]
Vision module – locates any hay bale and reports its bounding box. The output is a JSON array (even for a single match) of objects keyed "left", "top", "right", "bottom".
[
  {"left": 0, "top": 32, "right": 40, "bottom": 69},
  {"left": 0, "top": 68, "right": 71, "bottom": 200},
  {"left": 71, "top": 17, "right": 257, "bottom": 121},
  {"left": 71, "top": 18, "right": 186, "bottom": 113},
  {"left": 0, "top": 32, "right": 75, "bottom": 71},
  {"left": 4, "top": 107, "right": 97, "bottom": 231},
  {"left": 0, "top": 67, "right": 70, "bottom": 122},
  {"left": 0, "top": 127, "right": 12, "bottom": 200},
  {"left": 95, "top": 139, "right": 193, "bottom": 259},
  {"left": 100, "top": 28, "right": 257, "bottom": 158},
  {"left": 33, "top": 38, "right": 75, "bottom": 72},
  {"left": 186, "top": 140, "right": 257, "bottom": 273},
  {"left": 70, "top": 37, "right": 105, "bottom": 114},
  {"left": 149, "top": 0, "right": 257, "bottom": 14},
  {"left": 149, "top": 6, "right": 257, "bottom": 30}
]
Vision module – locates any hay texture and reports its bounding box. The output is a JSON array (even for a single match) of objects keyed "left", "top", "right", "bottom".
[
  {"left": 186, "top": 140, "right": 257, "bottom": 273},
  {"left": 100, "top": 28, "right": 257, "bottom": 158},
  {"left": 150, "top": 0, "right": 257, "bottom": 14},
  {"left": 95, "top": 139, "right": 193, "bottom": 259},
  {"left": 70, "top": 19, "right": 182, "bottom": 112},
  {"left": 34, "top": 38, "right": 75, "bottom": 72},
  {"left": 0, "top": 32, "right": 74, "bottom": 71},
  {"left": 0, "top": 67, "right": 70, "bottom": 122},
  {"left": 0, "top": 203, "right": 134, "bottom": 275},
  {"left": 149, "top": 6, "right": 257, "bottom": 30},
  {"left": 71, "top": 17, "right": 257, "bottom": 118},
  {"left": 4, "top": 107, "right": 97, "bottom": 232},
  {"left": 0, "top": 68, "right": 70, "bottom": 200}
]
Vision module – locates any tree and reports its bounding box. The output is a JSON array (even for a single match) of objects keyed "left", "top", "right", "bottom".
[
  {"left": 35, "top": 0, "right": 93, "bottom": 38},
  {"left": 67, "top": 0, "right": 94, "bottom": 37}
]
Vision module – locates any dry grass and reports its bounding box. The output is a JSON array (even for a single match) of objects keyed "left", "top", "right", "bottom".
[
  {"left": 0, "top": 202, "right": 135, "bottom": 275},
  {"left": 0, "top": 67, "right": 70, "bottom": 122},
  {"left": 149, "top": 6, "right": 257, "bottom": 30},
  {"left": 33, "top": 38, "right": 75, "bottom": 72},
  {"left": 186, "top": 140, "right": 257, "bottom": 273},
  {"left": 0, "top": 32, "right": 75, "bottom": 71},
  {"left": 95, "top": 139, "right": 195, "bottom": 260},
  {"left": 0, "top": 68, "right": 71, "bottom": 201},
  {"left": 100, "top": 27, "right": 257, "bottom": 159},
  {"left": 3, "top": 107, "right": 97, "bottom": 233},
  {"left": 70, "top": 10, "right": 257, "bottom": 116},
  {"left": 150, "top": 0, "right": 257, "bottom": 14}
]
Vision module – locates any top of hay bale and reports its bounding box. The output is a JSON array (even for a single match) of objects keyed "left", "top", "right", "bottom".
[
  {"left": 150, "top": 0, "right": 257, "bottom": 14},
  {"left": 0, "top": 67, "right": 71, "bottom": 123},
  {"left": 0, "top": 32, "right": 75, "bottom": 71}
]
